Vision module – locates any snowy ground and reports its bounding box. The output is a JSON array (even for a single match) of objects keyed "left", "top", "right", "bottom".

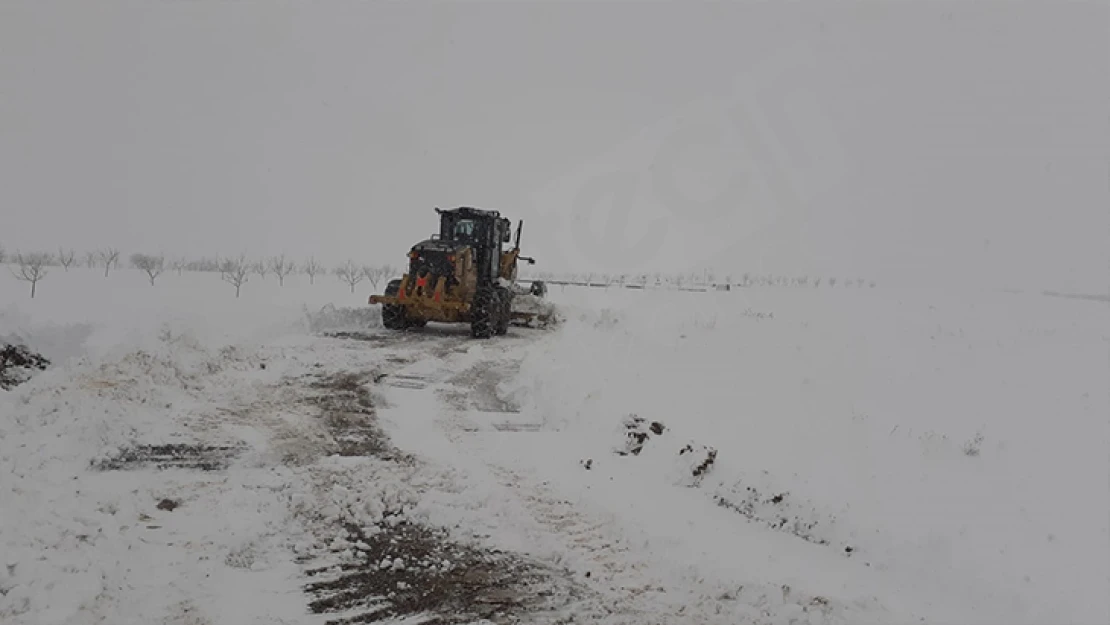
[{"left": 1, "top": 268, "right": 1107, "bottom": 625}]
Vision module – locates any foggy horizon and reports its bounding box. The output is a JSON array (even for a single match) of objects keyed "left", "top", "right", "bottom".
[{"left": 2, "top": 1, "right": 1107, "bottom": 293}]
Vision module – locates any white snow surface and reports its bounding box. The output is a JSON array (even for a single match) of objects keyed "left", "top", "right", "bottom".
[{"left": 1, "top": 268, "right": 1107, "bottom": 625}]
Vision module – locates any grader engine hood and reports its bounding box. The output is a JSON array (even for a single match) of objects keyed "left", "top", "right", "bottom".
[
  {"left": 408, "top": 239, "right": 463, "bottom": 276},
  {"left": 390, "top": 238, "right": 472, "bottom": 303}
]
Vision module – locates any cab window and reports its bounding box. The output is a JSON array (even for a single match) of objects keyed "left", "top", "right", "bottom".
[{"left": 453, "top": 219, "right": 475, "bottom": 238}]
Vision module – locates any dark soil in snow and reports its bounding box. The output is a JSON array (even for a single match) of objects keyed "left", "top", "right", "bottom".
[
  {"left": 615, "top": 414, "right": 666, "bottom": 456},
  {"left": 304, "top": 519, "right": 575, "bottom": 625},
  {"left": 323, "top": 331, "right": 398, "bottom": 343},
  {"left": 302, "top": 370, "right": 413, "bottom": 463},
  {"left": 0, "top": 343, "right": 50, "bottom": 390},
  {"left": 299, "top": 365, "right": 588, "bottom": 624},
  {"left": 713, "top": 485, "right": 856, "bottom": 558},
  {"left": 92, "top": 443, "right": 245, "bottom": 471}
]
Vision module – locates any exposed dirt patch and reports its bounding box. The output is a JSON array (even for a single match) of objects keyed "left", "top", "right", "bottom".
[
  {"left": 93, "top": 443, "right": 245, "bottom": 471},
  {"left": 301, "top": 371, "right": 412, "bottom": 463},
  {"left": 304, "top": 518, "right": 580, "bottom": 625},
  {"left": 322, "top": 329, "right": 472, "bottom": 359},
  {"left": 614, "top": 414, "right": 666, "bottom": 456},
  {"left": 712, "top": 480, "right": 854, "bottom": 556},
  {"left": 323, "top": 331, "right": 398, "bottom": 343},
  {"left": 714, "top": 493, "right": 829, "bottom": 547},
  {"left": 679, "top": 443, "right": 717, "bottom": 480},
  {"left": 291, "top": 357, "right": 592, "bottom": 624},
  {"left": 0, "top": 343, "right": 50, "bottom": 390}
]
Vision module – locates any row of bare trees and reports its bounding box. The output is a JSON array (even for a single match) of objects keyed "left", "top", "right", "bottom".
[
  {"left": 0, "top": 242, "right": 404, "bottom": 299},
  {"left": 212, "top": 256, "right": 400, "bottom": 298},
  {"left": 0, "top": 246, "right": 126, "bottom": 298},
  {"left": 2, "top": 241, "right": 878, "bottom": 300},
  {"left": 522, "top": 270, "right": 878, "bottom": 290},
  {"left": 3, "top": 246, "right": 124, "bottom": 275}
]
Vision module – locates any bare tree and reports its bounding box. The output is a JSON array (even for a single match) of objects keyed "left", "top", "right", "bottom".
[
  {"left": 170, "top": 257, "right": 187, "bottom": 276},
  {"left": 11, "top": 251, "right": 52, "bottom": 298},
  {"left": 57, "top": 248, "right": 76, "bottom": 271},
  {"left": 84, "top": 251, "right": 97, "bottom": 268},
  {"left": 270, "top": 254, "right": 296, "bottom": 286},
  {"left": 335, "top": 260, "right": 364, "bottom": 293},
  {"left": 362, "top": 265, "right": 391, "bottom": 290},
  {"left": 188, "top": 257, "right": 220, "bottom": 273},
  {"left": 99, "top": 248, "right": 120, "bottom": 277},
  {"left": 131, "top": 253, "right": 165, "bottom": 286},
  {"left": 220, "top": 255, "right": 250, "bottom": 298},
  {"left": 303, "top": 257, "right": 323, "bottom": 284},
  {"left": 251, "top": 259, "right": 269, "bottom": 280}
]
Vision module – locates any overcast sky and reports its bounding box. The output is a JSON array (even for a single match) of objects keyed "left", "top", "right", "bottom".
[{"left": 2, "top": 1, "right": 1106, "bottom": 291}]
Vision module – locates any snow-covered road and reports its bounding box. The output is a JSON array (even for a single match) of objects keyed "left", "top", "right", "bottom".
[
  {"left": 1, "top": 320, "right": 885, "bottom": 625},
  {"left": 4, "top": 277, "right": 1107, "bottom": 625}
]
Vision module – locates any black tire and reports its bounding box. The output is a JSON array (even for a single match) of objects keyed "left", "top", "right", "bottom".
[
  {"left": 530, "top": 280, "right": 547, "bottom": 298},
  {"left": 470, "top": 288, "right": 495, "bottom": 339},
  {"left": 382, "top": 304, "right": 406, "bottom": 330},
  {"left": 494, "top": 287, "right": 511, "bottom": 335},
  {"left": 381, "top": 279, "right": 406, "bottom": 330}
]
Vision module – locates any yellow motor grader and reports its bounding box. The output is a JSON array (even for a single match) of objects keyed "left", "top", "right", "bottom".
[{"left": 368, "top": 207, "right": 551, "bottom": 338}]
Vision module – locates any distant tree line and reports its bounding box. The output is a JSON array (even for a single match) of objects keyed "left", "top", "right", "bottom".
[
  {"left": 0, "top": 241, "right": 877, "bottom": 300},
  {"left": 520, "top": 269, "right": 877, "bottom": 291},
  {"left": 0, "top": 242, "right": 403, "bottom": 299}
]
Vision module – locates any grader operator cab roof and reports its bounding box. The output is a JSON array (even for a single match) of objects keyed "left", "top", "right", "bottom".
[{"left": 434, "top": 206, "right": 513, "bottom": 245}]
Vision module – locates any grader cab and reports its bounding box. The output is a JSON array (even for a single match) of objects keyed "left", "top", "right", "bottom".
[{"left": 368, "top": 207, "right": 550, "bottom": 338}]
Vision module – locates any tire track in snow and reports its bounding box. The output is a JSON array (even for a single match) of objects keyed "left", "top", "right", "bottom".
[
  {"left": 286, "top": 327, "right": 601, "bottom": 624},
  {"left": 301, "top": 327, "right": 880, "bottom": 625},
  {"left": 481, "top": 463, "right": 672, "bottom": 623},
  {"left": 427, "top": 351, "right": 723, "bottom": 624},
  {"left": 421, "top": 345, "right": 898, "bottom": 625}
]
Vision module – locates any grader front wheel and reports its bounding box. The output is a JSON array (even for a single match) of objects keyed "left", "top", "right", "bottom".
[{"left": 381, "top": 279, "right": 408, "bottom": 330}]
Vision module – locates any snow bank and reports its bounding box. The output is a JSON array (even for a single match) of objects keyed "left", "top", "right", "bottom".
[
  {"left": 0, "top": 267, "right": 379, "bottom": 368},
  {"left": 0, "top": 319, "right": 288, "bottom": 623},
  {"left": 501, "top": 285, "right": 1110, "bottom": 625},
  {"left": 0, "top": 268, "right": 358, "bottom": 624}
]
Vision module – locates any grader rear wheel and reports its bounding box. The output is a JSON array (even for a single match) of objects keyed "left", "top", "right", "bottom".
[
  {"left": 382, "top": 304, "right": 406, "bottom": 330},
  {"left": 381, "top": 279, "right": 407, "bottom": 330},
  {"left": 470, "top": 288, "right": 495, "bottom": 339},
  {"left": 494, "top": 287, "right": 511, "bottom": 335}
]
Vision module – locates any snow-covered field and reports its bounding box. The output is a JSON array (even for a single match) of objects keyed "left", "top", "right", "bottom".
[{"left": 2, "top": 268, "right": 1107, "bottom": 625}]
